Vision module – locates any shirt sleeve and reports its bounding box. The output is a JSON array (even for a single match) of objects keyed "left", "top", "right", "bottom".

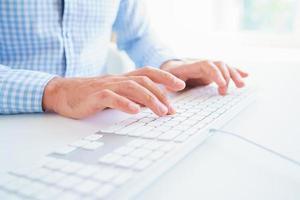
[
  {"left": 0, "top": 65, "right": 57, "bottom": 114},
  {"left": 113, "top": 0, "right": 177, "bottom": 68}
]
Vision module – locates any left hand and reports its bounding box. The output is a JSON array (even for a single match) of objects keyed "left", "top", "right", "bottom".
[{"left": 161, "top": 59, "right": 248, "bottom": 95}]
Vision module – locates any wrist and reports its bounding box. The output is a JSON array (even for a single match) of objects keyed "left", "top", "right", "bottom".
[
  {"left": 161, "top": 60, "right": 188, "bottom": 81},
  {"left": 160, "top": 60, "right": 185, "bottom": 71},
  {"left": 42, "top": 77, "right": 64, "bottom": 112}
]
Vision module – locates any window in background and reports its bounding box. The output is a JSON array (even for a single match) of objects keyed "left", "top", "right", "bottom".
[
  {"left": 146, "top": 0, "right": 300, "bottom": 48},
  {"left": 241, "top": 0, "right": 299, "bottom": 33}
]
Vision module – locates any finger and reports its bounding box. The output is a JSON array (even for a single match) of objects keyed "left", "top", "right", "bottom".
[
  {"left": 203, "top": 61, "right": 227, "bottom": 88},
  {"left": 108, "top": 80, "right": 169, "bottom": 116},
  {"left": 228, "top": 67, "right": 245, "bottom": 88},
  {"left": 214, "top": 62, "right": 231, "bottom": 95},
  {"left": 126, "top": 66, "right": 186, "bottom": 92},
  {"left": 92, "top": 75, "right": 176, "bottom": 114},
  {"left": 129, "top": 76, "right": 176, "bottom": 114},
  {"left": 235, "top": 68, "right": 249, "bottom": 78},
  {"left": 91, "top": 89, "right": 141, "bottom": 114}
]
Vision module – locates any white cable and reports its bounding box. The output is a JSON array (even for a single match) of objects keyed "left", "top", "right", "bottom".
[{"left": 209, "top": 129, "right": 300, "bottom": 167}]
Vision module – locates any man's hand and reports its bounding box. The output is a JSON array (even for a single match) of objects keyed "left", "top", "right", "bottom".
[
  {"left": 161, "top": 60, "right": 248, "bottom": 95},
  {"left": 43, "top": 67, "right": 186, "bottom": 119}
]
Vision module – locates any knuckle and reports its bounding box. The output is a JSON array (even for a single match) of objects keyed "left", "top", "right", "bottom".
[
  {"left": 159, "top": 93, "right": 168, "bottom": 103},
  {"left": 161, "top": 71, "right": 174, "bottom": 82},
  {"left": 124, "top": 80, "right": 137, "bottom": 90},
  {"left": 210, "top": 66, "right": 219, "bottom": 74},
  {"left": 202, "top": 60, "right": 212, "bottom": 65},
  {"left": 214, "top": 61, "right": 224, "bottom": 66},
  {"left": 114, "top": 98, "right": 124, "bottom": 108},
  {"left": 148, "top": 95, "right": 157, "bottom": 105},
  {"left": 139, "top": 76, "right": 151, "bottom": 83},
  {"left": 142, "top": 66, "right": 154, "bottom": 72},
  {"left": 90, "top": 105, "right": 100, "bottom": 113},
  {"left": 98, "top": 89, "right": 112, "bottom": 99}
]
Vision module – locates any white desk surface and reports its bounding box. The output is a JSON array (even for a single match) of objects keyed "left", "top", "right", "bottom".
[{"left": 1, "top": 57, "right": 300, "bottom": 199}]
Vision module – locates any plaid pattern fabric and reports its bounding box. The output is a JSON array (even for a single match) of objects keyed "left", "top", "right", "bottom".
[{"left": 0, "top": 0, "right": 175, "bottom": 114}]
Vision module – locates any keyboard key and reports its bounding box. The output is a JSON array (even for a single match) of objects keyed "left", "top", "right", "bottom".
[
  {"left": 155, "top": 115, "right": 173, "bottom": 122},
  {"left": 146, "top": 121, "right": 163, "bottom": 127},
  {"left": 143, "top": 141, "right": 165, "bottom": 150},
  {"left": 70, "top": 140, "right": 90, "bottom": 148},
  {"left": 129, "top": 149, "right": 152, "bottom": 159},
  {"left": 155, "top": 126, "right": 172, "bottom": 132},
  {"left": 4, "top": 177, "right": 31, "bottom": 192},
  {"left": 163, "top": 121, "right": 180, "bottom": 127},
  {"left": 0, "top": 190, "right": 14, "bottom": 199},
  {"left": 115, "top": 156, "right": 138, "bottom": 168},
  {"left": 34, "top": 186, "right": 64, "bottom": 200},
  {"left": 192, "top": 122, "right": 206, "bottom": 130},
  {"left": 127, "top": 130, "right": 144, "bottom": 137},
  {"left": 111, "top": 172, "right": 133, "bottom": 186},
  {"left": 44, "top": 158, "right": 70, "bottom": 170},
  {"left": 74, "top": 180, "right": 100, "bottom": 194},
  {"left": 175, "top": 124, "right": 194, "bottom": 131},
  {"left": 127, "top": 139, "right": 148, "bottom": 148},
  {"left": 98, "top": 153, "right": 122, "bottom": 165},
  {"left": 174, "top": 134, "right": 190, "bottom": 143},
  {"left": 0, "top": 174, "right": 16, "bottom": 188},
  {"left": 1, "top": 193, "right": 23, "bottom": 200},
  {"left": 158, "top": 130, "right": 182, "bottom": 141},
  {"left": 94, "top": 184, "right": 115, "bottom": 199},
  {"left": 139, "top": 117, "right": 155, "bottom": 123},
  {"left": 39, "top": 171, "right": 66, "bottom": 184},
  {"left": 133, "top": 159, "right": 153, "bottom": 171},
  {"left": 160, "top": 143, "right": 176, "bottom": 152},
  {"left": 83, "top": 134, "right": 103, "bottom": 141},
  {"left": 141, "top": 131, "right": 163, "bottom": 139},
  {"left": 148, "top": 151, "right": 165, "bottom": 161},
  {"left": 56, "top": 176, "right": 82, "bottom": 189},
  {"left": 81, "top": 142, "right": 104, "bottom": 151},
  {"left": 18, "top": 181, "right": 48, "bottom": 197},
  {"left": 94, "top": 168, "right": 118, "bottom": 182},
  {"left": 114, "top": 146, "right": 135, "bottom": 156},
  {"left": 101, "top": 118, "right": 138, "bottom": 133},
  {"left": 60, "top": 162, "right": 84, "bottom": 174},
  {"left": 115, "top": 123, "right": 144, "bottom": 135},
  {"left": 54, "top": 146, "right": 77, "bottom": 155},
  {"left": 10, "top": 167, "right": 34, "bottom": 177},
  {"left": 76, "top": 166, "right": 99, "bottom": 177},
  {"left": 27, "top": 168, "right": 52, "bottom": 180},
  {"left": 56, "top": 191, "right": 81, "bottom": 200}
]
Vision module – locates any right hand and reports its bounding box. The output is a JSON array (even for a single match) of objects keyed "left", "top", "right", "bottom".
[{"left": 42, "top": 67, "right": 186, "bottom": 119}]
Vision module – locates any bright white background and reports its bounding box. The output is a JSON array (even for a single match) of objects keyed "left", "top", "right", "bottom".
[{"left": 145, "top": 0, "right": 300, "bottom": 64}]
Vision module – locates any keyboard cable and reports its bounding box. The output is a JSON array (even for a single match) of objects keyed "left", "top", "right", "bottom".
[{"left": 209, "top": 129, "right": 300, "bottom": 167}]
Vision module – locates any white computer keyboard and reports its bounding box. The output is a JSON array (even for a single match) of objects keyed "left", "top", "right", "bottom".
[{"left": 0, "top": 86, "right": 254, "bottom": 200}]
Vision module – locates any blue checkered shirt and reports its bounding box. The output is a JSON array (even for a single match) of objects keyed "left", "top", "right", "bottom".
[{"left": 0, "top": 0, "right": 175, "bottom": 114}]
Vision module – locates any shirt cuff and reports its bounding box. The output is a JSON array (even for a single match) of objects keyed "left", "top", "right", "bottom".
[{"left": 0, "top": 70, "right": 57, "bottom": 114}]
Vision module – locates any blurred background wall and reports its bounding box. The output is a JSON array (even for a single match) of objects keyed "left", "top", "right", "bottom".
[
  {"left": 108, "top": 0, "right": 300, "bottom": 74},
  {"left": 145, "top": 0, "right": 300, "bottom": 64}
]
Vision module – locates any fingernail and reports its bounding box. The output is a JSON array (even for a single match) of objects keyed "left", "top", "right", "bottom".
[
  {"left": 219, "top": 87, "right": 227, "bottom": 96},
  {"left": 129, "top": 103, "right": 140, "bottom": 111},
  {"left": 220, "top": 79, "right": 227, "bottom": 88},
  {"left": 175, "top": 79, "right": 186, "bottom": 89},
  {"left": 168, "top": 105, "right": 176, "bottom": 114},
  {"left": 158, "top": 102, "right": 168, "bottom": 115}
]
